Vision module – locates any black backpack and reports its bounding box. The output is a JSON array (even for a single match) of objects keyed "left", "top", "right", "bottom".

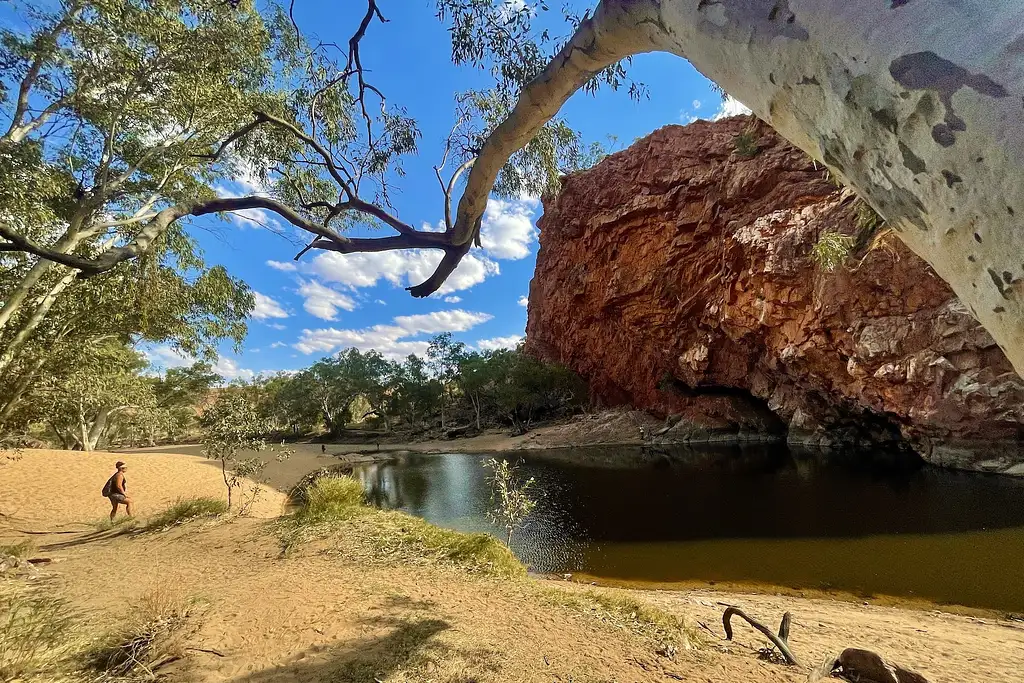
[{"left": 101, "top": 475, "right": 115, "bottom": 497}]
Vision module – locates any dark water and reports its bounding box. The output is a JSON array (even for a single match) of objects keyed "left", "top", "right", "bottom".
[{"left": 350, "top": 445, "right": 1024, "bottom": 611}]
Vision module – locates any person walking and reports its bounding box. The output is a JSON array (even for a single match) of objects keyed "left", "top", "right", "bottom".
[{"left": 102, "top": 461, "right": 133, "bottom": 521}]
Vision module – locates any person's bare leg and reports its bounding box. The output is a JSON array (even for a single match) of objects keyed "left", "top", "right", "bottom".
[
  {"left": 109, "top": 500, "right": 118, "bottom": 521},
  {"left": 124, "top": 497, "right": 133, "bottom": 517}
]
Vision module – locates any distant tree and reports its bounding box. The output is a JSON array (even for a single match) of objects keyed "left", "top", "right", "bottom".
[
  {"left": 152, "top": 362, "right": 222, "bottom": 442},
  {"left": 199, "top": 392, "right": 270, "bottom": 510},
  {"left": 457, "top": 351, "right": 494, "bottom": 431},
  {"left": 388, "top": 354, "right": 441, "bottom": 429},
  {"left": 31, "top": 342, "right": 161, "bottom": 451},
  {"left": 426, "top": 333, "right": 467, "bottom": 430}
]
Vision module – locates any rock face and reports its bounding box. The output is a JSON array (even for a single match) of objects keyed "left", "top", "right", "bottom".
[{"left": 525, "top": 117, "right": 1024, "bottom": 473}]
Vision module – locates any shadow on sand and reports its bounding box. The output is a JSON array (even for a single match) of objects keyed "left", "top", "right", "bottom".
[{"left": 231, "top": 616, "right": 451, "bottom": 683}]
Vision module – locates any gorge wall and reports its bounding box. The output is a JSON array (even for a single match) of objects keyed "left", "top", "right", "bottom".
[{"left": 525, "top": 117, "right": 1024, "bottom": 474}]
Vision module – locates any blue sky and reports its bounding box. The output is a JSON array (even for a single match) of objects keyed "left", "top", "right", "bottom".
[{"left": 144, "top": 1, "right": 749, "bottom": 381}]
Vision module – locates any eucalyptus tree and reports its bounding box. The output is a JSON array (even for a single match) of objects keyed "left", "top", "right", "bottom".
[
  {"left": 0, "top": 0, "right": 284, "bottom": 344},
  {"left": 388, "top": 354, "right": 441, "bottom": 430},
  {"left": 26, "top": 341, "right": 158, "bottom": 451},
  {"left": 427, "top": 332, "right": 469, "bottom": 430},
  {"left": 3, "top": 0, "right": 1022, "bottom": 377},
  {"left": 0, "top": 236, "right": 252, "bottom": 432}
]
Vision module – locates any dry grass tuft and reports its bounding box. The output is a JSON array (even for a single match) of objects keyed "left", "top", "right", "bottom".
[
  {"left": 91, "top": 516, "right": 139, "bottom": 533},
  {"left": 86, "top": 589, "right": 199, "bottom": 681},
  {"left": 544, "top": 588, "right": 706, "bottom": 656},
  {"left": 143, "top": 497, "right": 228, "bottom": 531},
  {"left": 351, "top": 509, "right": 525, "bottom": 578},
  {"left": 0, "top": 540, "right": 35, "bottom": 561},
  {"left": 292, "top": 475, "right": 367, "bottom": 525},
  {"left": 0, "top": 581, "right": 81, "bottom": 682}
]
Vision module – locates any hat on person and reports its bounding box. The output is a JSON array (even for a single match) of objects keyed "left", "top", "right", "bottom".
[{"left": 115, "top": 461, "right": 126, "bottom": 469}]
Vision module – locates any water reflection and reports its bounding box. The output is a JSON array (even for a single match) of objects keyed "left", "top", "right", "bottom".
[{"left": 351, "top": 444, "right": 1024, "bottom": 610}]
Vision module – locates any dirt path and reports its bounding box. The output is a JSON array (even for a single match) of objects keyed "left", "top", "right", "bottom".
[
  {"left": 5, "top": 447, "right": 1023, "bottom": 682},
  {"left": 10, "top": 517, "right": 1020, "bottom": 683}
]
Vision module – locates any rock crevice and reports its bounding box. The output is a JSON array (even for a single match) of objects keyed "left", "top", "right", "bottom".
[{"left": 525, "top": 117, "right": 1024, "bottom": 473}]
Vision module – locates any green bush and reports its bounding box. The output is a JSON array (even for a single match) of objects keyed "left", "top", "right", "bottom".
[
  {"left": 293, "top": 475, "right": 367, "bottom": 525},
  {"left": 733, "top": 131, "right": 760, "bottom": 158},
  {"left": 811, "top": 231, "right": 854, "bottom": 272}
]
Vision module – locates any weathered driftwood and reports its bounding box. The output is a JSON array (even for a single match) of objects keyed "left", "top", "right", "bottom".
[
  {"left": 832, "top": 648, "right": 931, "bottom": 683},
  {"left": 722, "top": 606, "right": 800, "bottom": 666}
]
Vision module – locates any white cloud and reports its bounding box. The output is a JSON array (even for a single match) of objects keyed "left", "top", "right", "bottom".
[
  {"left": 517, "top": 295, "right": 529, "bottom": 308},
  {"left": 498, "top": 0, "right": 529, "bottom": 22},
  {"left": 308, "top": 249, "right": 499, "bottom": 295},
  {"left": 477, "top": 335, "right": 523, "bottom": 352},
  {"left": 212, "top": 183, "right": 274, "bottom": 229},
  {"left": 213, "top": 356, "right": 255, "bottom": 382},
  {"left": 251, "top": 292, "right": 289, "bottom": 320},
  {"left": 712, "top": 95, "right": 752, "bottom": 121},
  {"left": 375, "top": 299, "right": 386, "bottom": 305},
  {"left": 142, "top": 344, "right": 192, "bottom": 370},
  {"left": 443, "top": 296, "right": 462, "bottom": 303},
  {"left": 266, "top": 260, "right": 297, "bottom": 272},
  {"left": 295, "top": 309, "right": 493, "bottom": 359},
  {"left": 297, "top": 280, "right": 357, "bottom": 320},
  {"left": 267, "top": 323, "right": 287, "bottom": 331},
  {"left": 270, "top": 341, "right": 287, "bottom": 349},
  {"left": 479, "top": 197, "right": 539, "bottom": 260},
  {"left": 692, "top": 99, "right": 702, "bottom": 109}
]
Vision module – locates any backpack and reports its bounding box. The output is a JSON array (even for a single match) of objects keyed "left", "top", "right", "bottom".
[{"left": 101, "top": 475, "right": 115, "bottom": 498}]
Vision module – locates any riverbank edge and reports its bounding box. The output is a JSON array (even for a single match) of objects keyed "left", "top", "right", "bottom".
[{"left": 111, "top": 443, "right": 1024, "bottom": 622}]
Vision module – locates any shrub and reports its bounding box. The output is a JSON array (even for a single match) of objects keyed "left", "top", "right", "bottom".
[
  {"left": 144, "top": 497, "right": 228, "bottom": 531},
  {"left": 293, "top": 476, "right": 367, "bottom": 525},
  {"left": 733, "top": 130, "right": 760, "bottom": 158},
  {"left": 483, "top": 458, "right": 537, "bottom": 545},
  {"left": 811, "top": 231, "right": 854, "bottom": 272}
]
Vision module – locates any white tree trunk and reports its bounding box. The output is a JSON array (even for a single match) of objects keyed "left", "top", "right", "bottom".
[
  {"left": 0, "top": 268, "right": 77, "bottom": 376},
  {"left": 84, "top": 408, "right": 110, "bottom": 451},
  {"left": 476, "top": 0, "right": 1024, "bottom": 374}
]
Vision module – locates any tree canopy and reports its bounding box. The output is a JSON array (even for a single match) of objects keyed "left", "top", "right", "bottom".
[{"left": 2, "top": 0, "right": 1022, "bottom": 378}]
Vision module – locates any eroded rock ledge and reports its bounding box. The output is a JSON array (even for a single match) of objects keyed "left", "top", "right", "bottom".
[{"left": 525, "top": 117, "right": 1024, "bottom": 474}]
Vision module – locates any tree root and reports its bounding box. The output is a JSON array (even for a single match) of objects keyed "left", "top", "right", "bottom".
[{"left": 722, "top": 606, "right": 799, "bottom": 666}]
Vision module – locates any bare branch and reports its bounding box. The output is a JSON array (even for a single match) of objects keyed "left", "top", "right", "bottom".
[
  {"left": 193, "top": 116, "right": 267, "bottom": 162},
  {"left": 0, "top": 196, "right": 350, "bottom": 276},
  {"left": 450, "top": 4, "right": 648, "bottom": 249},
  {"left": 722, "top": 607, "right": 799, "bottom": 666}
]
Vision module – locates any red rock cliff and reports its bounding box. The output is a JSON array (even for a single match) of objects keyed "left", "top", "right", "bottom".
[{"left": 525, "top": 117, "right": 1024, "bottom": 473}]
